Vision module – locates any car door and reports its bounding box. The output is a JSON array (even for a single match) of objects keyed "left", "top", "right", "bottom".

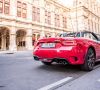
[
  {"left": 91, "top": 33, "right": 100, "bottom": 59},
  {"left": 95, "top": 34, "right": 100, "bottom": 59},
  {"left": 83, "top": 32, "right": 100, "bottom": 60}
]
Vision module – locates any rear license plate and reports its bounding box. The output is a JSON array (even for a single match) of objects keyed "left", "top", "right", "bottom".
[{"left": 41, "top": 43, "right": 55, "bottom": 48}]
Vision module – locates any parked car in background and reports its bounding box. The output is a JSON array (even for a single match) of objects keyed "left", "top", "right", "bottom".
[{"left": 33, "top": 31, "right": 100, "bottom": 71}]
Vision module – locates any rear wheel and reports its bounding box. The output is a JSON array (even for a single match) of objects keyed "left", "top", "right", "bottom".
[
  {"left": 42, "top": 61, "right": 52, "bottom": 65},
  {"left": 81, "top": 48, "right": 95, "bottom": 71}
]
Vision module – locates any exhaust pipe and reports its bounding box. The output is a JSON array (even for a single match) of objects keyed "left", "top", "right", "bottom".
[
  {"left": 58, "top": 60, "right": 67, "bottom": 65},
  {"left": 34, "top": 56, "right": 39, "bottom": 61},
  {"left": 62, "top": 61, "right": 68, "bottom": 65}
]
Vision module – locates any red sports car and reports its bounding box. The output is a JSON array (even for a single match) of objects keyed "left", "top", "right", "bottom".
[{"left": 33, "top": 31, "right": 100, "bottom": 71}]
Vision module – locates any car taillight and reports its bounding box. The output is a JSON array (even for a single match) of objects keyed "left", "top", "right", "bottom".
[{"left": 62, "top": 40, "right": 77, "bottom": 46}]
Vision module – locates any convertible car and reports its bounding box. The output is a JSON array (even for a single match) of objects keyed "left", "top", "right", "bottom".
[{"left": 33, "top": 31, "right": 100, "bottom": 71}]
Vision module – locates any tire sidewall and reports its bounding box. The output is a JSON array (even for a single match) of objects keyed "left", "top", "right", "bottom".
[{"left": 82, "top": 48, "right": 95, "bottom": 71}]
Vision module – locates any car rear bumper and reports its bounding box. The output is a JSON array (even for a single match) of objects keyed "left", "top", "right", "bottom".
[{"left": 33, "top": 47, "right": 85, "bottom": 65}]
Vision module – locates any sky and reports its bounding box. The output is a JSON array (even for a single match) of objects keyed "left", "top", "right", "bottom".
[{"left": 58, "top": 0, "right": 74, "bottom": 7}]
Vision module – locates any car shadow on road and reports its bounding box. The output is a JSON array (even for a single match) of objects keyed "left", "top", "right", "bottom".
[
  {"left": 37, "top": 63, "right": 83, "bottom": 72},
  {"left": 36, "top": 61, "right": 100, "bottom": 73},
  {"left": 95, "top": 61, "right": 100, "bottom": 68},
  {"left": 95, "top": 61, "right": 100, "bottom": 65}
]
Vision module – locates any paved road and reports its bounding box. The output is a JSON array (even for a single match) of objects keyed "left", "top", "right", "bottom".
[
  {"left": 0, "top": 51, "right": 100, "bottom": 90},
  {"left": 56, "top": 66, "right": 100, "bottom": 90}
]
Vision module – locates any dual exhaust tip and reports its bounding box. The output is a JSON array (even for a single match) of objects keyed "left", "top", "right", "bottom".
[{"left": 34, "top": 56, "right": 68, "bottom": 65}]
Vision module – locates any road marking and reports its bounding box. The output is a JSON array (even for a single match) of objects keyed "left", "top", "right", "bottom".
[{"left": 38, "top": 77, "right": 73, "bottom": 90}]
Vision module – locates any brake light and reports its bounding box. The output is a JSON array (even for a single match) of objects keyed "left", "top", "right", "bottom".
[{"left": 62, "top": 40, "right": 77, "bottom": 46}]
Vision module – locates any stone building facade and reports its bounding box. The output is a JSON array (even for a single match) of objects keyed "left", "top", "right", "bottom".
[
  {"left": 0, "top": 0, "right": 69, "bottom": 51},
  {"left": 68, "top": 0, "right": 100, "bottom": 33},
  {"left": 0, "top": 0, "right": 100, "bottom": 51}
]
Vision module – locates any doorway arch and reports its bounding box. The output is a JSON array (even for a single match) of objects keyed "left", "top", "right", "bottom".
[
  {"left": 0, "top": 27, "right": 10, "bottom": 50},
  {"left": 32, "top": 33, "right": 40, "bottom": 45},
  {"left": 45, "top": 33, "right": 51, "bottom": 38},
  {"left": 16, "top": 30, "right": 26, "bottom": 50}
]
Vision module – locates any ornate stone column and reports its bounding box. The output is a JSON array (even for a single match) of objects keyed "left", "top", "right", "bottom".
[
  {"left": 27, "top": 1, "right": 32, "bottom": 22},
  {"left": 52, "top": 33, "right": 56, "bottom": 37},
  {"left": 9, "top": 27, "right": 17, "bottom": 51},
  {"left": 26, "top": 29, "right": 33, "bottom": 50},
  {"left": 1, "top": 35, "right": 6, "bottom": 50},
  {"left": 10, "top": 0, "right": 16, "bottom": 18},
  {"left": 40, "top": 30, "right": 45, "bottom": 39}
]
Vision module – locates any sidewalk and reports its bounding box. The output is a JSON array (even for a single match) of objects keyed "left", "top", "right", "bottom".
[
  {"left": 0, "top": 50, "right": 15, "bottom": 54},
  {"left": 0, "top": 50, "right": 32, "bottom": 54},
  {"left": 56, "top": 67, "right": 100, "bottom": 90}
]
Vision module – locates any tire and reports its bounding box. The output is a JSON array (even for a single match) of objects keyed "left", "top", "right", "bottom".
[
  {"left": 81, "top": 48, "right": 95, "bottom": 71},
  {"left": 42, "top": 61, "right": 52, "bottom": 65}
]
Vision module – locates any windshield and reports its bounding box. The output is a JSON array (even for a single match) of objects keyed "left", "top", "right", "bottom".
[
  {"left": 60, "top": 32, "right": 81, "bottom": 37},
  {"left": 96, "top": 34, "right": 100, "bottom": 40}
]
